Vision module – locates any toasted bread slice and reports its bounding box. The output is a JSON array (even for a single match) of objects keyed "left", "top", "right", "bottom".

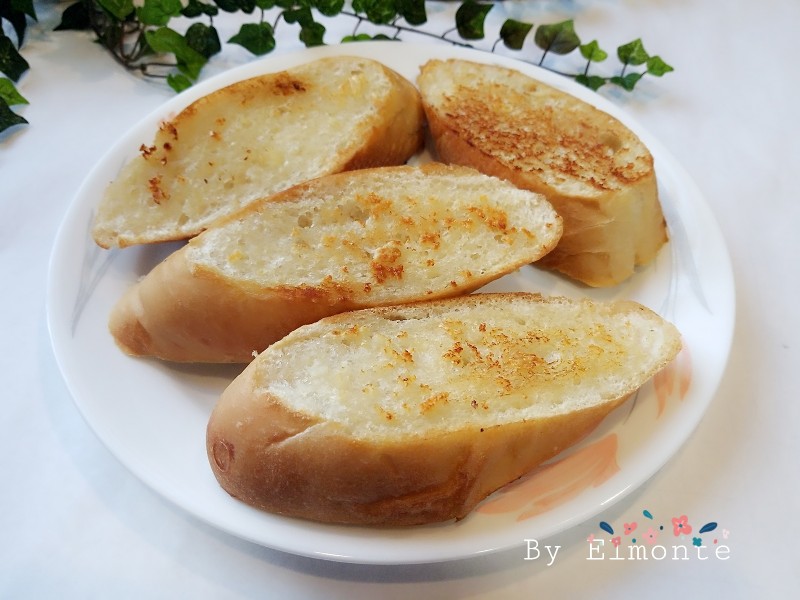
[
  {"left": 109, "top": 164, "right": 562, "bottom": 363},
  {"left": 206, "top": 292, "right": 681, "bottom": 526},
  {"left": 417, "top": 58, "right": 668, "bottom": 287},
  {"left": 92, "top": 56, "right": 425, "bottom": 248}
]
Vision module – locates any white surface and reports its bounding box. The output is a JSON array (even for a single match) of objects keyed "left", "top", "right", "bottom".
[
  {"left": 46, "top": 41, "right": 734, "bottom": 564},
  {"left": 3, "top": 0, "right": 798, "bottom": 596}
]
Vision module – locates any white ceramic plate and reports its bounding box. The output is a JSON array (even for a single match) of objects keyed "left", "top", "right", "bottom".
[{"left": 47, "top": 42, "right": 735, "bottom": 565}]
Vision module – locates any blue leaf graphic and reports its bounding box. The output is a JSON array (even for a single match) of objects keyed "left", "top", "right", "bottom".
[
  {"left": 699, "top": 522, "right": 718, "bottom": 534},
  {"left": 599, "top": 521, "right": 614, "bottom": 535},
  {"left": 643, "top": 510, "right": 653, "bottom": 520}
]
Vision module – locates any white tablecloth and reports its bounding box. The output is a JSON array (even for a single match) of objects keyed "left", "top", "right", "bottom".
[{"left": 3, "top": 1, "right": 798, "bottom": 597}]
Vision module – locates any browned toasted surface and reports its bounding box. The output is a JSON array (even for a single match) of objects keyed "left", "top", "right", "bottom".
[
  {"left": 108, "top": 250, "right": 351, "bottom": 363},
  {"left": 418, "top": 59, "right": 653, "bottom": 196},
  {"left": 417, "top": 58, "right": 669, "bottom": 287},
  {"left": 109, "top": 165, "right": 562, "bottom": 363},
  {"left": 207, "top": 387, "right": 625, "bottom": 525},
  {"left": 206, "top": 293, "right": 682, "bottom": 525},
  {"left": 93, "top": 56, "right": 425, "bottom": 248}
]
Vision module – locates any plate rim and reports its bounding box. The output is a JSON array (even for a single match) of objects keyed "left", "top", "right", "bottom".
[{"left": 46, "top": 41, "right": 736, "bottom": 565}]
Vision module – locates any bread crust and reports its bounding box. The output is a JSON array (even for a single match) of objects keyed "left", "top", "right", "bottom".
[
  {"left": 336, "top": 62, "right": 424, "bottom": 172},
  {"left": 108, "top": 249, "right": 362, "bottom": 363},
  {"left": 108, "top": 165, "right": 563, "bottom": 363},
  {"left": 418, "top": 59, "right": 669, "bottom": 287},
  {"left": 206, "top": 293, "right": 681, "bottom": 526},
  {"left": 207, "top": 358, "right": 628, "bottom": 526},
  {"left": 93, "top": 56, "right": 425, "bottom": 248}
]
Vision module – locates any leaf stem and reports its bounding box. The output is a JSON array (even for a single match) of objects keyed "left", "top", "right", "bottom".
[
  {"left": 75, "top": 2, "right": 669, "bottom": 92},
  {"left": 351, "top": 15, "right": 363, "bottom": 37},
  {"left": 340, "top": 11, "right": 472, "bottom": 48},
  {"left": 539, "top": 45, "right": 550, "bottom": 66}
]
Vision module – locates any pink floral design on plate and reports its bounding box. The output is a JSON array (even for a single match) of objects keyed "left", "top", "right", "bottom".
[
  {"left": 654, "top": 345, "right": 693, "bottom": 417},
  {"left": 477, "top": 434, "right": 619, "bottom": 521}
]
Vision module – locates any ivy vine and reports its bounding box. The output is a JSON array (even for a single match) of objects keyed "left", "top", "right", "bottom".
[{"left": 1, "top": 0, "right": 673, "bottom": 134}]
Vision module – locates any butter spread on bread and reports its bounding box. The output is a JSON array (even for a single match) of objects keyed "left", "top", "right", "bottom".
[
  {"left": 417, "top": 58, "right": 668, "bottom": 287},
  {"left": 206, "top": 292, "right": 681, "bottom": 526},
  {"left": 92, "top": 56, "right": 425, "bottom": 248},
  {"left": 108, "top": 164, "right": 562, "bottom": 363}
]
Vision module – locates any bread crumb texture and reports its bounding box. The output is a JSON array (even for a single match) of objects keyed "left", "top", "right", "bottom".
[
  {"left": 259, "top": 294, "right": 680, "bottom": 438},
  {"left": 93, "top": 56, "right": 407, "bottom": 246},
  {"left": 189, "top": 165, "right": 561, "bottom": 303},
  {"left": 418, "top": 59, "right": 653, "bottom": 196}
]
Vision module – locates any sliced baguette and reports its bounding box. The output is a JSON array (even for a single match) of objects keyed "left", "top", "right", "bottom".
[
  {"left": 417, "top": 58, "right": 668, "bottom": 287},
  {"left": 109, "top": 164, "right": 562, "bottom": 363},
  {"left": 206, "top": 292, "right": 682, "bottom": 526},
  {"left": 93, "top": 56, "right": 425, "bottom": 248}
]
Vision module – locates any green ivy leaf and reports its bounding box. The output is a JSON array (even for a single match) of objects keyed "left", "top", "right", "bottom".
[
  {"left": 137, "top": 0, "right": 184, "bottom": 26},
  {"left": 341, "top": 33, "right": 392, "bottom": 42},
  {"left": 610, "top": 71, "right": 644, "bottom": 91},
  {"left": 353, "top": 0, "right": 396, "bottom": 25},
  {"left": 283, "top": 6, "right": 314, "bottom": 26},
  {"left": 0, "top": 97, "right": 27, "bottom": 133},
  {"left": 1, "top": 4, "right": 28, "bottom": 46},
  {"left": 145, "top": 27, "right": 207, "bottom": 80},
  {"left": 235, "top": 0, "right": 257, "bottom": 14},
  {"left": 313, "top": 0, "right": 345, "bottom": 18},
  {"left": 574, "top": 74, "right": 607, "bottom": 91},
  {"left": 96, "top": 0, "right": 135, "bottom": 21},
  {"left": 255, "top": 0, "right": 277, "bottom": 8},
  {"left": 617, "top": 38, "right": 649, "bottom": 66},
  {"left": 535, "top": 20, "right": 580, "bottom": 55},
  {"left": 213, "top": 0, "right": 240, "bottom": 13},
  {"left": 646, "top": 55, "right": 674, "bottom": 76},
  {"left": 455, "top": 1, "right": 493, "bottom": 40},
  {"left": 499, "top": 19, "right": 533, "bottom": 51},
  {"left": 299, "top": 21, "right": 326, "bottom": 47},
  {"left": 182, "top": 0, "right": 220, "bottom": 18},
  {"left": 184, "top": 22, "right": 221, "bottom": 59},
  {"left": 54, "top": 1, "right": 92, "bottom": 31},
  {"left": 0, "top": 77, "right": 28, "bottom": 105},
  {"left": 229, "top": 22, "right": 276, "bottom": 55},
  {"left": 580, "top": 40, "right": 607, "bottom": 63},
  {"left": 395, "top": 0, "right": 426, "bottom": 26},
  {"left": 10, "top": 0, "right": 37, "bottom": 21},
  {"left": 2, "top": 0, "right": 36, "bottom": 45},
  {"left": 167, "top": 73, "right": 194, "bottom": 93},
  {"left": 0, "top": 33, "right": 30, "bottom": 81},
  {"left": 342, "top": 33, "right": 374, "bottom": 42}
]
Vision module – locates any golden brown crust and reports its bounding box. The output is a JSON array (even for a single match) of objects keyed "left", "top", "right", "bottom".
[
  {"left": 337, "top": 64, "right": 425, "bottom": 172},
  {"left": 206, "top": 351, "right": 629, "bottom": 526},
  {"left": 93, "top": 57, "right": 425, "bottom": 249},
  {"left": 108, "top": 248, "right": 364, "bottom": 363},
  {"left": 205, "top": 292, "right": 681, "bottom": 526},
  {"left": 417, "top": 59, "right": 669, "bottom": 287},
  {"left": 108, "top": 165, "right": 562, "bottom": 363}
]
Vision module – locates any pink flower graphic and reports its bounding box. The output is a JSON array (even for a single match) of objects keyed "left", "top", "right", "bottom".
[
  {"left": 624, "top": 522, "right": 637, "bottom": 535},
  {"left": 587, "top": 534, "right": 595, "bottom": 543},
  {"left": 672, "top": 515, "right": 693, "bottom": 537},
  {"left": 644, "top": 527, "right": 658, "bottom": 545},
  {"left": 612, "top": 536, "right": 621, "bottom": 548}
]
